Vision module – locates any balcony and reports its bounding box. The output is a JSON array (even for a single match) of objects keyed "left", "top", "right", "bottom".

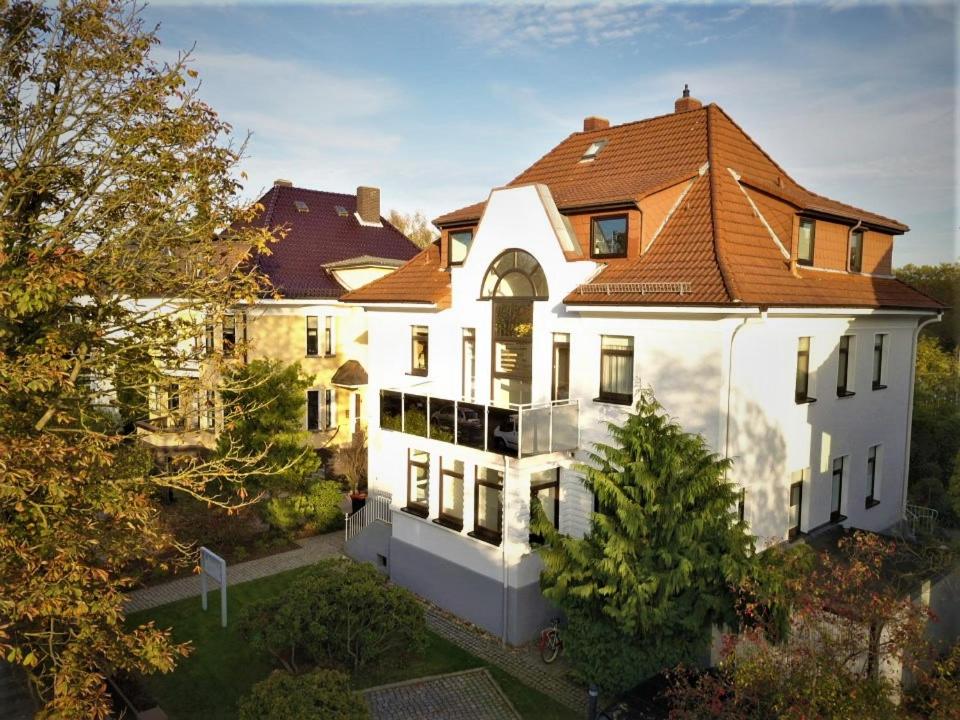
[{"left": 379, "top": 388, "right": 579, "bottom": 458}]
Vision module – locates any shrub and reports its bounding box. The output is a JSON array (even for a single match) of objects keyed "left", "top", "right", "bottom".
[
  {"left": 237, "top": 669, "right": 369, "bottom": 720},
  {"left": 239, "top": 559, "right": 426, "bottom": 673},
  {"left": 263, "top": 480, "right": 345, "bottom": 534}
]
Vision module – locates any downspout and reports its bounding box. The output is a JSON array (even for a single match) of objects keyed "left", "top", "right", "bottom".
[
  {"left": 900, "top": 313, "right": 943, "bottom": 520},
  {"left": 501, "top": 452, "right": 510, "bottom": 647},
  {"left": 723, "top": 311, "right": 763, "bottom": 471}
]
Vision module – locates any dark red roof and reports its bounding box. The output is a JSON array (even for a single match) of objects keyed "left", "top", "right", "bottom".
[{"left": 244, "top": 185, "right": 418, "bottom": 298}]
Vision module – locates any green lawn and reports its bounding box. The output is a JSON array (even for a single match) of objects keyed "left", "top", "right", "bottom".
[{"left": 128, "top": 567, "right": 578, "bottom": 720}]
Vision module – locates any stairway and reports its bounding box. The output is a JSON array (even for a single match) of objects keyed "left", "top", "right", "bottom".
[{"left": 0, "top": 663, "right": 36, "bottom": 720}]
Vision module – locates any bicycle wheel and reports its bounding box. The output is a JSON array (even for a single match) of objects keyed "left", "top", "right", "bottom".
[{"left": 540, "top": 633, "right": 560, "bottom": 664}]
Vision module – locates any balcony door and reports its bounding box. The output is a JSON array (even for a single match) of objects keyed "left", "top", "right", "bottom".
[{"left": 480, "top": 249, "right": 548, "bottom": 408}]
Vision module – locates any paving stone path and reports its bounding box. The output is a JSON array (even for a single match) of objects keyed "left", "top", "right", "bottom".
[
  {"left": 363, "top": 668, "right": 521, "bottom": 720},
  {"left": 124, "top": 531, "right": 344, "bottom": 613},
  {"left": 425, "top": 608, "right": 586, "bottom": 714}
]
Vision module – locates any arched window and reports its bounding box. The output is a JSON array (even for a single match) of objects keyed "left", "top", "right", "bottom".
[{"left": 480, "top": 250, "right": 548, "bottom": 300}]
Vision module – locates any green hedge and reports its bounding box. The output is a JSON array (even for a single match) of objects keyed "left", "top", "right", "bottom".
[
  {"left": 237, "top": 669, "right": 369, "bottom": 720},
  {"left": 262, "top": 479, "right": 344, "bottom": 534}
]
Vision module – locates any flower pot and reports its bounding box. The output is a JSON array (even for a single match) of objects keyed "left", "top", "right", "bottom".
[{"left": 350, "top": 492, "right": 367, "bottom": 514}]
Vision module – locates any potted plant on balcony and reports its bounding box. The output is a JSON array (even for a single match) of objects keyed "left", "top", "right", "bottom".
[{"left": 334, "top": 429, "right": 368, "bottom": 513}]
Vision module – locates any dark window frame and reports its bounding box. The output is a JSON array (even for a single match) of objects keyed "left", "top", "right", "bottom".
[
  {"left": 872, "top": 334, "right": 887, "bottom": 390},
  {"left": 831, "top": 456, "right": 846, "bottom": 524},
  {"left": 797, "top": 218, "right": 816, "bottom": 266},
  {"left": 866, "top": 445, "right": 880, "bottom": 508},
  {"left": 436, "top": 458, "right": 465, "bottom": 531},
  {"left": 306, "top": 316, "right": 319, "bottom": 356},
  {"left": 205, "top": 390, "right": 216, "bottom": 430},
  {"left": 590, "top": 213, "right": 629, "bottom": 259},
  {"left": 737, "top": 489, "right": 746, "bottom": 523},
  {"left": 324, "top": 316, "right": 334, "bottom": 356},
  {"left": 552, "top": 333, "right": 570, "bottom": 402},
  {"left": 849, "top": 229, "right": 864, "bottom": 273},
  {"left": 471, "top": 467, "right": 503, "bottom": 545},
  {"left": 323, "top": 388, "right": 334, "bottom": 430},
  {"left": 405, "top": 449, "right": 430, "bottom": 518},
  {"left": 597, "top": 335, "right": 633, "bottom": 405},
  {"left": 448, "top": 229, "right": 475, "bottom": 266},
  {"left": 222, "top": 315, "right": 236, "bottom": 356},
  {"left": 529, "top": 468, "right": 560, "bottom": 545},
  {"left": 306, "top": 389, "right": 320, "bottom": 431},
  {"left": 837, "top": 335, "right": 855, "bottom": 397},
  {"left": 167, "top": 383, "right": 180, "bottom": 413},
  {"left": 795, "top": 336, "right": 816, "bottom": 404},
  {"left": 411, "top": 325, "right": 429, "bottom": 376},
  {"left": 788, "top": 479, "right": 803, "bottom": 540}
]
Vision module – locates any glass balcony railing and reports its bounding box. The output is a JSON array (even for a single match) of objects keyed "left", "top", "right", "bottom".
[{"left": 379, "top": 388, "right": 579, "bottom": 458}]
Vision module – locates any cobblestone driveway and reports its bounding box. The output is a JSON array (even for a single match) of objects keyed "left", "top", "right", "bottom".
[{"left": 363, "top": 669, "right": 521, "bottom": 720}]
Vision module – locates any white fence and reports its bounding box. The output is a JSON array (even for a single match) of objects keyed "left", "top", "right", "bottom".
[{"left": 345, "top": 493, "right": 392, "bottom": 543}]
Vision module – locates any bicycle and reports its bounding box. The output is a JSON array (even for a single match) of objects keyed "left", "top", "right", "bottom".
[{"left": 538, "top": 617, "right": 563, "bottom": 663}]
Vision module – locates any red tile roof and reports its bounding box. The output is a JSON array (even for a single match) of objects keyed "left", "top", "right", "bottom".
[
  {"left": 340, "top": 241, "right": 451, "bottom": 308},
  {"left": 356, "top": 104, "right": 943, "bottom": 311},
  {"left": 242, "top": 185, "right": 419, "bottom": 298}
]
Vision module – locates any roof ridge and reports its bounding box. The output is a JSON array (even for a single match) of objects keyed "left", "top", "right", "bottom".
[
  {"left": 573, "top": 104, "right": 710, "bottom": 136},
  {"left": 706, "top": 106, "right": 738, "bottom": 303}
]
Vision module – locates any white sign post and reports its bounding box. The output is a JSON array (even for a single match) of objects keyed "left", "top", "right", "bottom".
[{"left": 199, "top": 546, "right": 227, "bottom": 628}]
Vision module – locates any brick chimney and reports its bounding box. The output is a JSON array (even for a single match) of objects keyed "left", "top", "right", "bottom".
[
  {"left": 356, "top": 186, "right": 380, "bottom": 224},
  {"left": 583, "top": 116, "right": 610, "bottom": 132},
  {"left": 273, "top": 178, "right": 293, "bottom": 187},
  {"left": 674, "top": 84, "right": 703, "bottom": 113}
]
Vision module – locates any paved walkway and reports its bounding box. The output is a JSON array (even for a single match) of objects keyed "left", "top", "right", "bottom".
[
  {"left": 425, "top": 608, "right": 586, "bottom": 713},
  {"left": 124, "top": 532, "right": 344, "bottom": 613},
  {"left": 363, "top": 668, "right": 521, "bottom": 720}
]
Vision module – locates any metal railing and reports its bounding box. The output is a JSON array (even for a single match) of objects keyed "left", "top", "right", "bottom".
[
  {"left": 378, "top": 388, "right": 580, "bottom": 458},
  {"left": 345, "top": 493, "right": 392, "bottom": 543},
  {"left": 905, "top": 504, "right": 939, "bottom": 537}
]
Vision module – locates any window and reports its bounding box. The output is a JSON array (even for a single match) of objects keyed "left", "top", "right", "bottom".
[
  {"left": 797, "top": 219, "right": 815, "bottom": 266},
  {"left": 866, "top": 445, "right": 880, "bottom": 508},
  {"left": 831, "top": 456, "right": 846, "bottom": 523},
  {"left": 837, "top": 335, "right": 855, "bottom": 397},
  {"left": 591, "top": 215, "right": 628, "bottom": 258},
  {"left": 737, "top": 489, "right": 746, "bottom": 523},
  {"left": 530, "top": 468, "right": 560, "bottom": 544},
  {"left": 306, "top": 390, "right": 319, "bottom": 431},
  {"left": 411, "top": 325, "right": 428, "bottom": 376},
  {"left": 462, "top": 328, "right": 476, "bottom": 401},
  {"left": 552, "top": 333, "right": 570, "bottom": 402},
  {"left": 334, "top": 205, "right": 348, "bottom": 217},
  {"left": 788, "top": 470, "right": 806, "bottom": 540},
  {"left": 204, "top": 323, "right": 215, "bottom": 353},
  {"left": 323, "top": 388, "right": 334, "bottom": 430},
  {"left": 473, "top": 467, "right": 503, "bottom": 545},
  {"left": 872, "top": 334, "right": 887, "bottom": 390},
  {"left": 222, "top": 315, "right": 236, "bottom": 355},
  {"left": 480, "top": 249, "right": 548, "bottom": 299},
  {"left": 492, "top": 301, "right": 533, "bottom": 405},
  {"left": 306, "top": 316, "right": 319, "bottom": 356},
  {"left": 324, "top": 316, "right": 334, "bottom": 356},
  {"left": 449, "top": 230, "right": 474, "bottom": 265},
  {"left": 294, "top": 200, "right": 309, "bottom": 213},
  {"left": 406, "top": 449, "right": 430, "bottom": 517},
  {"left": 438, "top": 459, "right": 464, "bottom": 530},
  {"left": 849, "top": 230, "right": 863, "bottom": 273},
  {"left": 581, "top": 139, "right": 607, "bottom": 161},
  {"left": 598, "top": 336, "right": 633, "bottom": 404},
  {"left": 167, "top": 383, "right": 180, "bottom": 413},
  {"left": 205, "top": 390, "right": 216, "bottom": 430},
  {"left": 795, "top": 337, "right": 815, "bottom": 403}
]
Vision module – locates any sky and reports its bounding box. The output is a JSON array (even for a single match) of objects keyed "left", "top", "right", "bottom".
[{"left": 144, "top": 2, "right": 958, "bottom": 267}]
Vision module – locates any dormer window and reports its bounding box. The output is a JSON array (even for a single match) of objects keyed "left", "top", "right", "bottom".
[
  {"left": 797, "top": 218, "right": 815, "bottom": 266},
  {"left": 580, "top": 139, "right": 608, "bottom": 162},
  {"left": 590, "top": 214, "right": 628, "bottom": 258},
  {"left": 849, "top": 229, "right": 863, "bottom": 273},
  {"left": 449, "top": 229, "right": 474, "bottom": 266}
]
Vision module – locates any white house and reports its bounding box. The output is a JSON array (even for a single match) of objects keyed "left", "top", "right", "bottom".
[{"left": 342, "top": 89, "right": 944, "bottom": 645}]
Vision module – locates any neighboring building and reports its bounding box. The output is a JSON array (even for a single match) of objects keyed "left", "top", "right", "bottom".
[
  {"left": 342, "top": 88, "right": 945, "bottom": 645},
  {"left": 138, "top": 182, "right": 419, "bottom": 459}
]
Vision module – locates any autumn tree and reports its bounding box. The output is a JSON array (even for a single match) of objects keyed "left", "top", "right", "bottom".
[
  {"left": 896, "top": 262, "right": 959, "bottom": 350},
  {"left": 0, "top": 1, "right": 278, "bottom": 716},
  {"left": 534, "top": 390, "right": 754, "bottom": 693},
  {"left": 387, "top": 208, "right": 438, "bottom": 248}
]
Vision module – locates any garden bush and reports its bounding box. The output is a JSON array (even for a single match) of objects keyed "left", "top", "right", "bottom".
[
  {"left": 262, "top": 479, "right": 345, "bottom": 534},
  {"left": 239, "top": 559, "right": 426, "bottom": 673},
  {"left": 237, "top": 669, "right": 369, "bottom": 720}
]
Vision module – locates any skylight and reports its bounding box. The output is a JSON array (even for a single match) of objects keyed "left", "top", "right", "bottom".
[
  {"left": 293, "top": 200, "right": 309, "bottom": 213},
  {"left": 334, "top": 205, "right": 348, "bottom": 217},
  {"left": 580, "top": 139, "right": 608, "bottom": 162}
]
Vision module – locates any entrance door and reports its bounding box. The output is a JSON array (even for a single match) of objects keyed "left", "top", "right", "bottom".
[{"left": 491, "top": 299, "right": 532, "bottom": 406}]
